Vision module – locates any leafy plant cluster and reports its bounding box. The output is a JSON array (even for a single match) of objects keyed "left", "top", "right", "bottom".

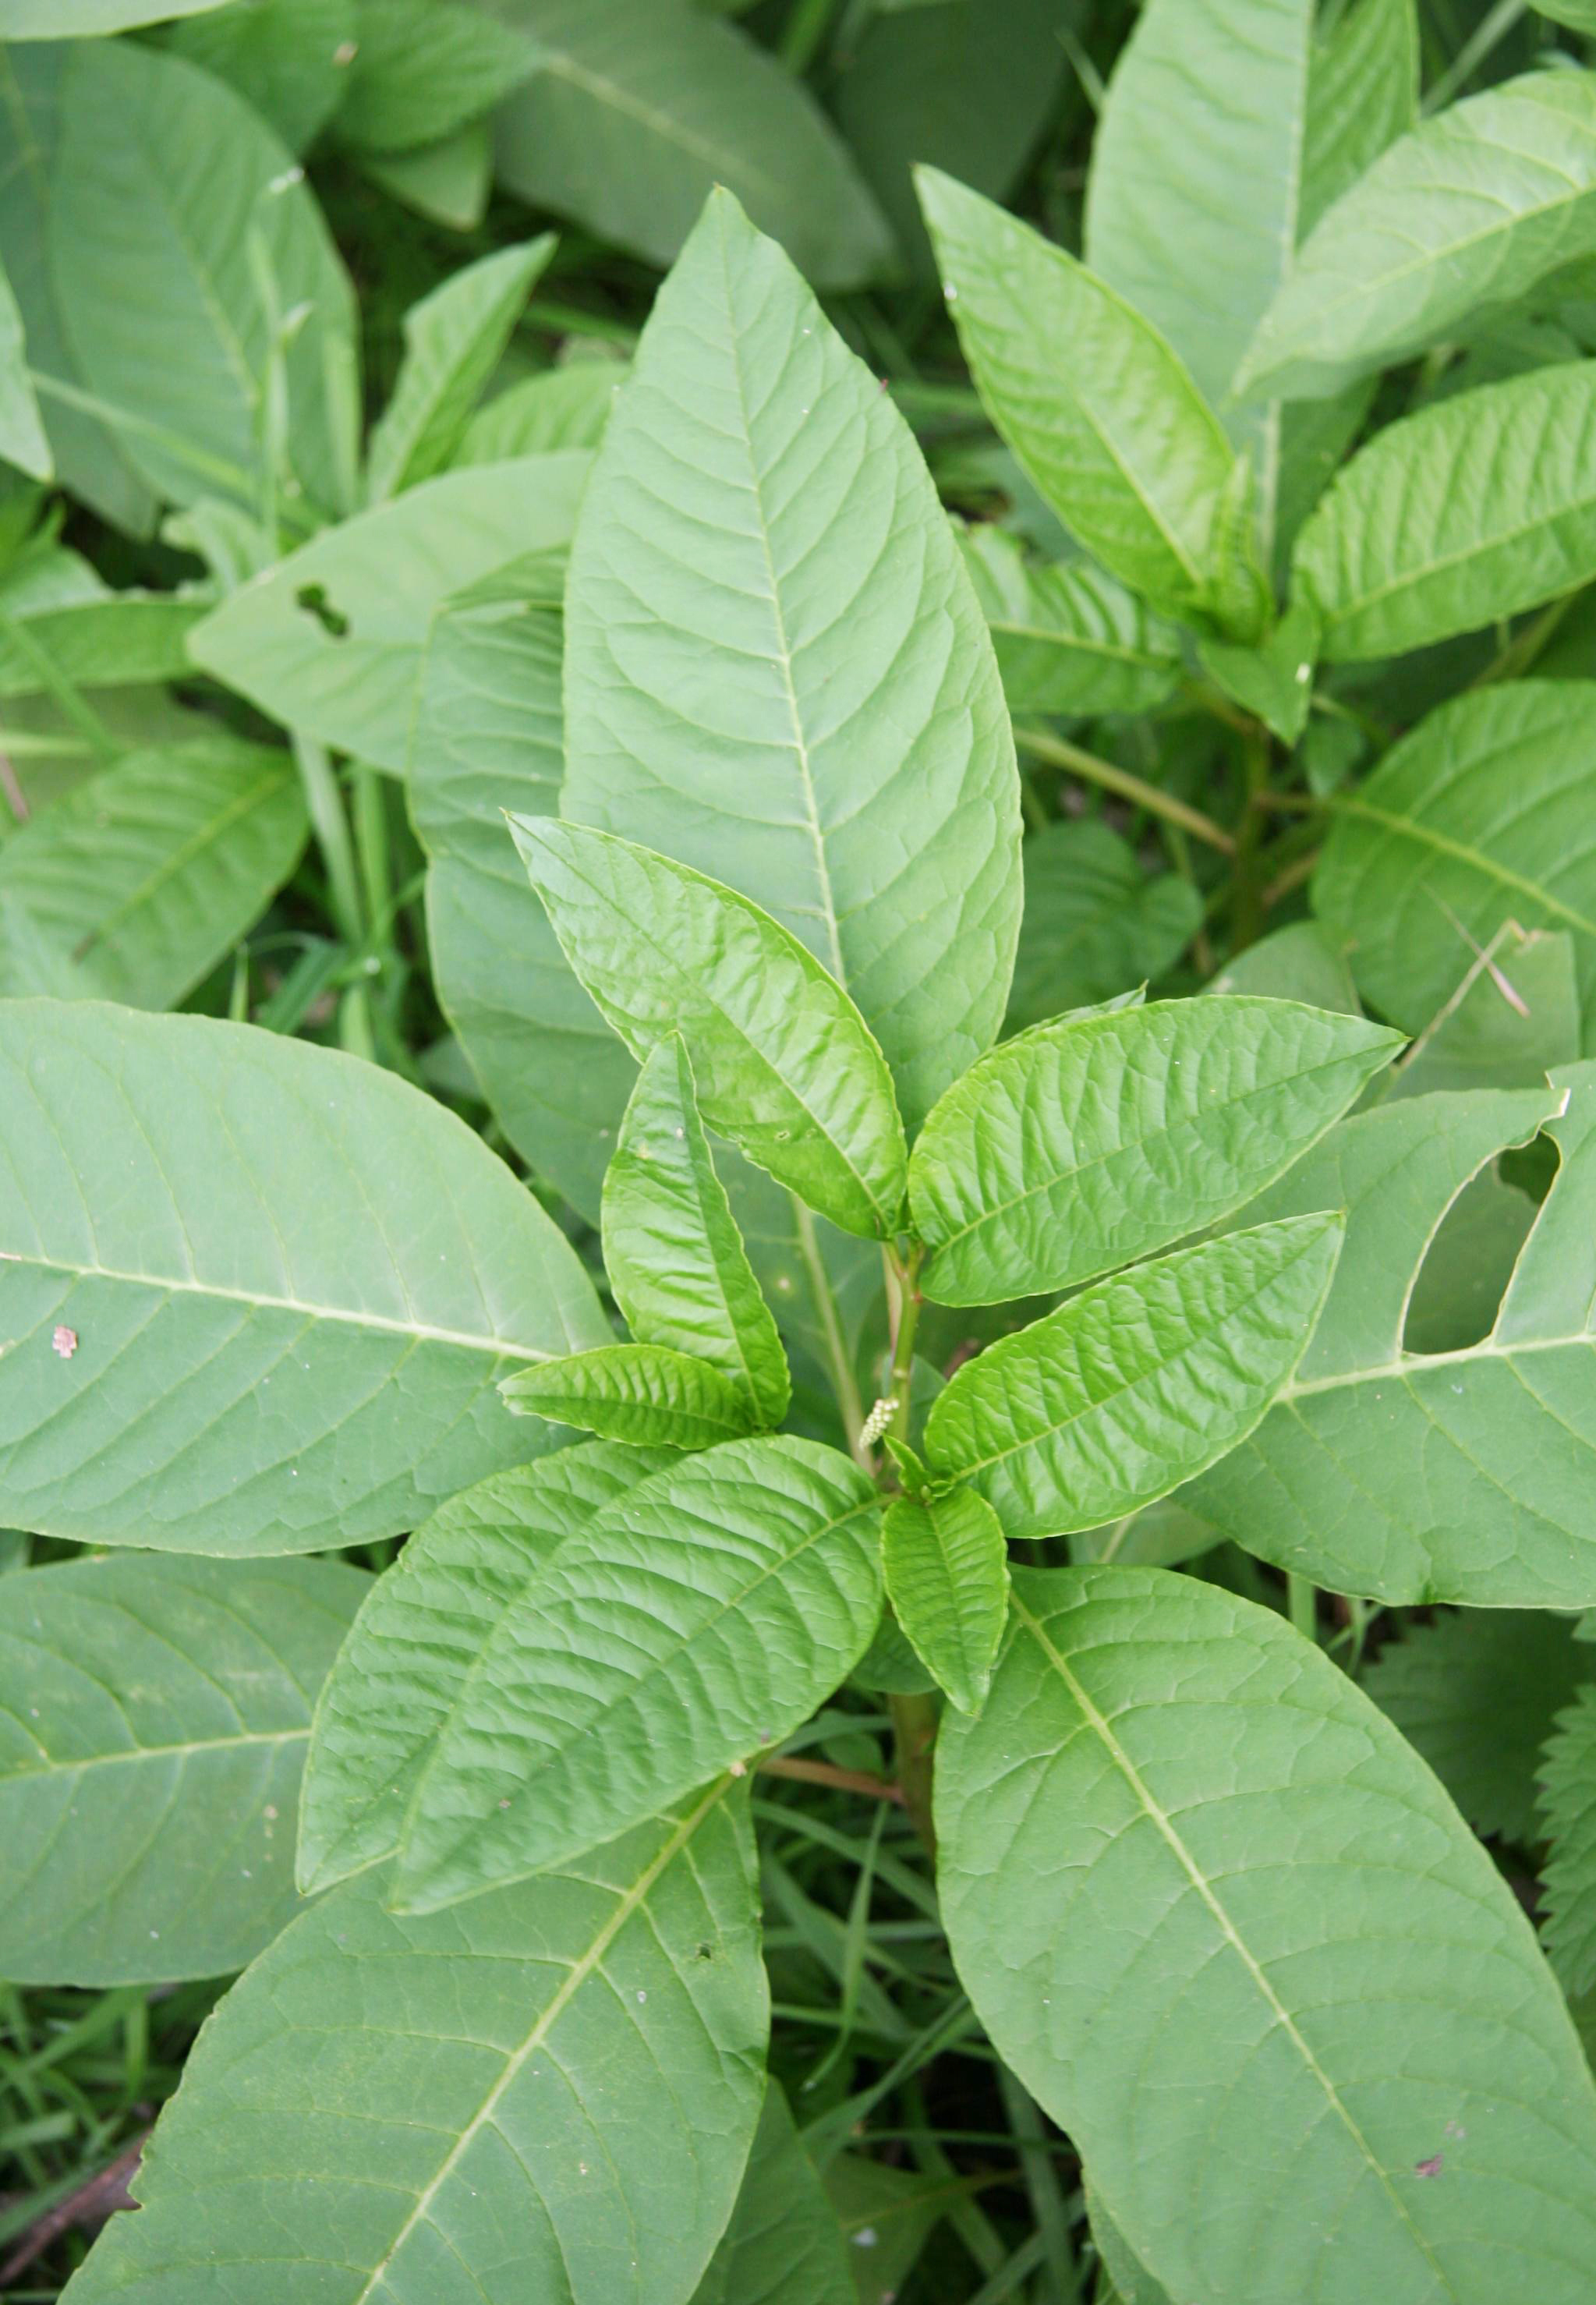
[{"left": 8, "top": 0, "right": 1596, "bottom": 2298}]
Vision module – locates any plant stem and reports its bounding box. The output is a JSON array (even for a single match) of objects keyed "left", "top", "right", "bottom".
[
  {"left": 791, "top": 1195, "right": 871, "bottom": 1469},
  {"left": 1287, "top": 1573, "right": 1318, "bottom": 1643},
  {"left": 1014, "top": 724, "right": 1235, "bottom": 854},
  {"left": 886, "top": 1242, "right": 924, "bottom": 1446},
  {"left": 1228, "top": 723, "right": 1273, "bottom": 951},
  {"left": 883, "top": 1241, "right": 938, "bottom": 1850},
  {"left": 759, "top": 1755, "right": 906, "bottom": 1804}
]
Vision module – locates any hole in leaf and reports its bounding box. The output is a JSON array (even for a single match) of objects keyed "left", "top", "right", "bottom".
[
  {"left": 1403, "top": 1163, "right": 1538, "bottom": 1358},
  {"left": 295, "top": 582, "right": 350, "bottom": 639}
]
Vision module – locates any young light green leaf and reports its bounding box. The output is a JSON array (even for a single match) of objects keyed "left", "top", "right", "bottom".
[
  {"left": 65, "top": 1783, "right": 768, "bottom": 2305},
  {"left": 0, "top": 250, "right": 49, "bottom": 481},
  {"left": 392, "top": 1433, "right": 883, "bottom": 1909},
  {"left": 511, "top": 819, "right": 909, "bottom": 1241},
  {"left": 0, "top": 1000, "right": 608, "bottom": 1554},
  {"left": 189, "top": 453, "right": 590, "bottom": 772},
  {"left": 490, "top": 0, "right": 895, "bottom": 291},
  {"left": 337, "top": 0, "right": 535, "bottom": 150},
  {"left": 0, "top": 1555, "right": 363, "bottom": 1986},
  {"left": 938, "top": 1565, "right": 1596, "bottom": 2305},
  {"left": 1299, "top": 0, "right": 1417, "bottom": 232},
  {"left": 1205, "top": 919, "right": 1361, "bottom": 1013},
  {"left": 882, "top": 1487, "right": 1009, "bottom": 1715},
  {"left": 1296, "top": 363, "right": 1596, "bottom": 660},
  {"left": 1006, "top": 822, "right": 1200, "bottom": 1032},
  {"left": 3, "top": 0, "right": 231, "bottom": 30},
  {"left": 911, "top": 996, "right": 1398, "bottom": 1306},
  {"left": 298, "top": 1442, "right": 671, "bottom": 1894},
  {"left": 916, "top": 166, "right": 1239, "bottom": 623},
  {"left": 366, "top": 236, "right": 554, "bottom": 500},
  {"left": 692, "top": 2084, "right": 854, "bottom": 2305},
  {"left": 1539, "top": 1684, "right": 1596, "bottom": 1996},
  {"left": 456, "top": 360, "right": 624, "bottom": 463},
  {"left": 1312, "top": 682, "right": 1596, "bottom": 1035},
  {"left": 503, "top": 1343, "right": 759, "bottom": 1450},
  {"left": 1198, "top": 598, "right": 1320, "bottom": 744},
  {"left": 363, "top": 119, "right": 493, "bottom": 230},
  {"left": 52, "top": 38, "right": 359, "bottom": 516},
  {"left": 924, "top": 1216, "right": 1343, "bottom": 1542},
  {"left": 171, "top": 0, "right": 355, "bottom": 153},
  {"left": 958, "top": 526, "right": 1182, "bottom": 717},
  {"left": 1239, "top": 72, "right": 1596, "bottom": 403},
  {"left": 0, "top": 586, "right": 204, "bottom": 695},
  {"left": 1365, "top": 1607, "right": 1587, "bottom": 1843},
  {"left": 0, "top": 737, "right": 306, "bottom": 1008},
  {"left": 563, "top": 189, "right": 1021, "bottom": 1133},
  {"left": 604, "top": 1038, "right": 790, "bottom": 1429}
]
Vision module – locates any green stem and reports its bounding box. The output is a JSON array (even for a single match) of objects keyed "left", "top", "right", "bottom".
[
  {"left": 883, "top": 1243, "right": 937, "bottom": 1851},
  {"left": 1287, "top": 1573, "right": 1318, "bottom": 1644},
  {"left": 791, "top": 1195, "right": 870, "bottom": 1469},
  {"left": 1014, "top": 724, "right": 1236, "bottom": 855},
  {"left": 1228, "top": 724, "right": 1273, "bottom": 952},
  {"left": 292, "top": 735, "right": 363, "bottom": 949}
]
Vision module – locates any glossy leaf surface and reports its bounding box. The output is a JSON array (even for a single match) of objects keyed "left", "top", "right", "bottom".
[
  {"left": 883, "top": 1486, "right": 1009, "bottom": 1715},
  {"left": 503, "top": 1342, "right": 759, "bottom": 1450}
]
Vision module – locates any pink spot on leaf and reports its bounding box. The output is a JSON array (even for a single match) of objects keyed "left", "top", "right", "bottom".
[
  {"left": 51, "top": 1326, "right": 77, "bottom": 1360},
  {"left": 1414, "top": 2155, "right": 1443, "bottom": 2179}
]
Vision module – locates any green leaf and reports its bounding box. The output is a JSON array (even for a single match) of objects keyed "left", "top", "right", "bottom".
[
  {"left": 391, "top": 1433, "right": 883, "bottom": 1909},
  {"left": 489, "top": 0, "right": 894, "bottom": 291},
  {"left": 1198, "top": 598, "right": 1320, "bottom": 744},
  {"left": 958, "top": 526, "right": 1182, "bottom": 717},
  {"left": 911, "top": 996, "right": 1397, "bottom": 1306},
  {"left": 1297, "top": 363, "right": 1596, "bottom": 660},
  {"left": 563, "top": 189, "right": 1021, "bottom": 1134},
  {"left": 0, "top": 584, "right": 205, "bottom": 696},
  {"left": 171, "top": 0, "right": 356, "bottom": 153},
  {"left": 503, "top": 1342, "right": 759, "bottom": 1449},
  {"left": 2, "top": 0, "right": 230, "bottom": 28},
  {"left": 0, "top": 735, "right": 307, "bottom": 1008},
  {"left": 938, "top": 1564, "right": 1596, "bottom": 2305},
  {"left": 189, "top": 452, "right": 590, "bottom": 772},
  {"left": 65, "top": 1783, "right": 768, "bottom": 2305},
  {"left": 1391, "top": 926, "right": 1581, "bottom": 1100},
  {"left": 604, "top": 1037, "right": 791, "bottom": 1429},
  {"left": 1403, "top": 1163, "right": 1538, "bottom": 1353},
  {"left": 1312, "top": 682, "right": 1596, "bottom": 1037},
  {"left": 1300, "top": 0, "right": 1417, "bottom": 233},
  {"left": 923, "top": 1215, "right": 1343, "bottom": 1542},
  {"left": 1185, "top": 1075, "right": 1596, "bottom": 1605},
  {"left": 0, "top": 251, "right": 49, "bottom": 481},
  {"left": 882, "top": 1486, "right": 1009, "bottom": 1715},
  {"left": 1205, "top": 919, "right": 1361, "bottom": 1013},
  {"left": 1539, "top": 1684, "right": 1596, "bottom": 1995},
  {"left": 692, "top": 2084, "right": 854, "bottom": 2305},
  {"left": 337, "top": 0, "right": 534, "bottom": 150},
  {"left": 1365, "top": 1607, "right": 1587, "bottom": 1843},
  {"left": 456, "top": 360, "right": 625, "bottom": 462},
  {"left": 51, "top": 38, "right": 359, "bottom": 517},
  {"left": 1238, "top": 72, "right": 1596, "bottom": 404},
  {"left": 363, "top": 120, "right": 492, "bottom": 230},
  {"left": 366, "top": 237, "right": 554, "bottom": 499},
  {"left": 0, "top": 999, "right": 608, "bottom": 1554},
  {"left": 0, "top": 1554, "right": 363, "bottom": 1986},
  {"left": 1536, "top": 0, "right": 1596, "bottom": 28},
  {"left": 916, "top": 166, "right": 1240, "bottom": 624},
  {"left": 1006, "top": 823, "right": 1200, "bottom": 1033},
  {"left": 511, "top": 818, "right": 910, "bottom": 1241},
  {"left": 298, "top": 1441, "right": 670, "bottom": 1893}
]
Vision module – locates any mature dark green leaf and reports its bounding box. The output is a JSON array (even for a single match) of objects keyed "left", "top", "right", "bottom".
[
  {"left": 503, "top": 1342, "right": 758, "bottom": 1449},
  {"left": 0, "top": 736, "right": 306, "bottom": 1007},
  {"left": 1312, "top": 682, "right": 1596, "bottom": 1037},
  {"left": 172, "top": 0, "right": 356, "bottom": 152},
  {"left": 338, "top": 0, "right": 534, "bottom": 150},
  {"left": 392, "top": 1434, "right": 883, "bottom": 1909},
  {"left": 1205, "top": 920, "right": 1361, "bottom": 1013},
  {"left": 1539, "top": 1684, "right": 1596, "bottom": 1995},
  {"left": 512, "top": 819, "right": 909, "bottom": 1241},
  {"left": 0, "top": 1555, "right": 363, "bottom": 1985},
  {"left": 911, "top": 996, "right": 1397, "bottom": 1305},
  {"left": 924, "top": 1216, "right": 1343, "bottom": 1541},
  {"left": 66, "top": 1784, "right": 767, "bottom": 2305},
  {"left": 488, "top": 0, "right": 894, "bottom": 290},
  {"left": 918, "top": 167, "right": 1240, "bottom": 623},
  {"left": 959, "top": 526, "right": 1182, "bottom": 717},
  {"left": 1403, "top": 1164, "right": 1538, "bottom": 1353},
  {"left": 1005, "top": 823, "right": 1200, "bottom": 1032},
  {"left": 298, "top": 1443, "right": 669, "bottom": 1894},
  {"left": 883, "top": 1487, "right": 1009, "bottom": 1715},
  {"left": 692, "top": 2084, "right": 853, "bottom": 2305},
  {"left": 1391, "top": 926, "right": 1580, "bottom": 1101},
  {"left": 0, "top": 250, "right": 48, "bottom": 480},
  {"left": 604, "top": 1038, "right": 790, "bottom": 1428},
  {"left": 0, "top": 1000, "right": 608, "bottom": 1553},
  {"left": 939, "top": 1565, "right": 1596, "bottom": 2304},
  {"left": 363, "top": 120, "right": 493, "bottom": 229},
  {"left": 563, "top": 190, "right": 1021, "bottom": 1133}
]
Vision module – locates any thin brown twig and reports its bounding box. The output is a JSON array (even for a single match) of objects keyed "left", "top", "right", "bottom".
[
  {"left": 758, "top": 1754, "right": 907, "bottom": 1805},
  {"left": 0, "top": 2131, "right": 147, "bottom": 2288}
]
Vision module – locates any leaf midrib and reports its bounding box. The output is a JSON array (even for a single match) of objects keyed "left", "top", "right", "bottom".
[
  {"left": 2, "top": 1726, "right": 306, "bottom": 1783},
  {"left": 1334, "top": 794, "right": 1596, "bottom": 937}
]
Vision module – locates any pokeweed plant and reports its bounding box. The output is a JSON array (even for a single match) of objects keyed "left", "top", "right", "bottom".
[{"left": 12, "top": 0, "right": 1596, "bottom": 2300}]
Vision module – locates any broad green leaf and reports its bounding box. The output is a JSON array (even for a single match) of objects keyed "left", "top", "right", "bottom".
[
  {"left": 511, "top": 819, "right": 909, "bottom": 1241},
  {"left": 1197, "top": 598, "right": 1319, "bottom": 744},
  {"left": 716, "top": 1154, "right": 884, "bottom": 1406},
  {"left": 363, "top": 120, "right": 492, "bottom": 230},
  {"left": 1299, "top": 0, "right": 1417, "bottom": 233},
  {"left": 65, "top": 1783, "right": 767, "bottom": 2305},
  {"left": 1538, "top": 0, "right": 1596, "bottom": 27},
  {"left": 958, "top": 526, "right": 1182, "bottom": 717},
  {"left": 2, "top": 0, "right": 229, "bottom": 27},
  {"left": 882, "top": 1487, "right": 1008, "bottom": 1715},
  {"left": 504, "top": 1342, "right": 759, "bottom": 1449},
  {"left": 0, "top": 250, "right": 48, "bottom": 480},
  {"left": 172, "top": 0, "right": 356, "bottom": 153},
  {"left": 1296, "top": 363, "right": 1596, "bottom": 660},
  {"left": 825, "top": 2158, "right": 948, "bottom": 2305},
  {"left": 1312, "top": 682, "right": 1596, "bottom": 1039},
  {"left": 488, "top": 0, "right": 894, "bottom": 291},
  {"left": 0, "top": 735, "right": 307, "bottom": 1007},
  {"left": 0, "top": 1000, "right": 608, "bottom": 1554},
  {"left": 189, "top": 452, "right": 590, "bottom": 772},
  {"left": 938, "top": 1564, "right": 1596, "bottom": 2305},
  {"left": 923, "top": 1216, "right": 1343, "bottom": 1542},
  {"left": 917, "top": 167, "right": 1240, "bottom": 624},
  {"left": 1539, "top": 1685, "right": 1596, "bottom": 1995},
  {"left": 1365, "top": 1608, "right": 1587, "bottom": 1843},
  {"left": 0, "top": 584, "right": 204, "bottom": 695},
  {"left": 851, "top": 1601, "right": 938, "bottom": 1698},
  {"left": 1391, "top": 926, "right": 1580, "bottom": 1100},
  {"left": 392, "top": 1433, "right": 883, "bottom": 1909},
  {"left": 563, "top": 190, "right": 1021, "bottom": 1134},
  {"left": 1071, "top": 1496, "right": 1227, "bottom": 1572},
  {"left": 1006, "top": 823, "right": 1200, "bottom": 1033},
  {"left": 1186, "top": 1074, "right": 1596, "bottom": 1604},
  {"left": 366, "top": 237, "right": 554, "bottom": 499},
  {"left": 692, "top": 2084, "right": 853, "bottom": 2305},
  {"left": 298, "top": 1442, "right": 669, "bottom": 1893},
  {"left": 911, "top": 996, "right": 1397, "bottom": 1306},
  {"left": 1238, "top": 72, "right": 1596, "bottom": 404},
  {"left": 1205, "top": 919, "right": 1360, "bottom": 1012},
  {"left": 338, "top": 0, "right": 533, "bottom": 150},
  {"left": 0, "top": 1554, "right": 363, "bottom": 1985},
  {"left": 604, "top": 1038, "right": 790, "bottom": 1429},
  {"left": 51, "top": 39, "right": 359, "bottom": 517},
  {"left": 457, "top": 360, "right": 624, "bottom": 462}
]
